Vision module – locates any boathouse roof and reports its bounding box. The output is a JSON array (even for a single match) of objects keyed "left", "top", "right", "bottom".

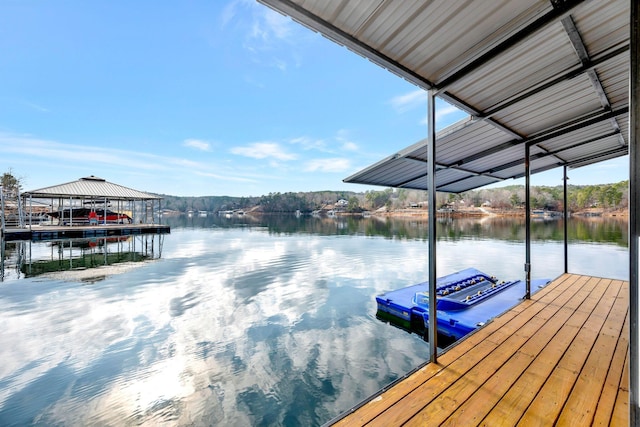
[
  {"left": 259, "top": 0, "right": 629, "bottom": 193},
  {"left": 23, "top": 175, "right": 162, "bottom": 200},
  {"left": 257, "top": 1, "right": 638, "bottom": 423}
]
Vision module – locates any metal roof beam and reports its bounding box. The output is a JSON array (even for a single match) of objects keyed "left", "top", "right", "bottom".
[
  {"left": 404, "top": 154, "right": 510, "bottom": 181},
  {"left": 544, "top": 130, "right": 623, "bottom": 156},
  {"left": 475, "top": 129, "right": 623, "bottom": 177},
  {"left": 510, "top": 163, "right": 567, "bottom": 180},
  {"left": 438, "top": 43, "right": 627, "bottom": 158},
  {"left": 436, "top": 174, "right": 505, "bottom": 193},
  {"left": 564, "top": 146, "right": 630, "bottom": 169},
  {"left": 438, "top": 44, "right": 627, "bottom": 158},
  {"left": 395, "top": 172, "right": 427, "bottom": 189},
  {"left": 487, "top": 153, "right": 549, "bottom": 174},
  {"left": 405, "top": 155, "right": 475, "bottom": 175},
  {"left": 257, "top": 0, "right": 436, "bottom": 90},
  {"left": 526, "top": 106, "right": 628, "bottom": 147},
  {"left": 455, "top": 106, "right": 628, "bottom": 167},
  {"left": 562, "top": 15, "right": 614, "bottom": 112},
  {"left": 438, "top": 92, "right": 525, "bottom": 140},
  {"left": 480, "top": 44, "right": 628, "bottom": 118},
  {"left": 434, "top": 0, "right": 587, "bottom": 92},
  {"left": 399, "top": 158, "right": 508, "bottom": 192}
]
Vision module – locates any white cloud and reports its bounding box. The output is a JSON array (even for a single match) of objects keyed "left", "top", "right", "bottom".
[
  {"left": 0, "top": 135, "right": 166, "bottom": 172},
  {"left": 341, "top": 141, "right": 358, "bottom": 151},
  {"left": 222, "top": 0, "right": 309, "bottom": 72},
  {"left": 418, "top": 103, "right": 468, "bottom": 129},
  {"left": 335, "top": 130, "right": 358, "bottom": 152},
  {"left": 289, "top": 132, "right": 358, "bottom": 154},
  {"left": 390, "top": 89, "right": 425, "bottom": 113},
  {"left": 289, "top": 136, "right": 327, "bottom": 152},
  {"left": 0, "top": 133, "right": 250, "bottom": 191},
  {"left": 304, "top": 158, "right": 351, "bottom": 173},
  {"left": 21, "top": 100, "right": 49, "bottom": 113},
  {"left": 391, "top": 90, "right": 467, "bottom": 128},
  {"left": 230, "top": 142, "right": 296, "bottom": 161},
  {"left": 262, "top": 7, "right": 292, "bottom": 41},
  {"left": 435, "top": 104, "right": 461, "bottom": 122},
  {"left": 225, "top": 0, "right": 296, "bottom": 47},
  {"left": 195, "top": 171, "right": 257, "bottom": 183},
  {"left": 183, "top": 139, "right": 211, "bottom": 151}
]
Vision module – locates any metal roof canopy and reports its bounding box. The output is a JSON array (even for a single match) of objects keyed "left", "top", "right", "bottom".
[
  {"left": 23, "top": 176, "right": 162, "bottom": 201},
  {"left": 260, "top": 0, "right": 629, "bottom": 193},
  {"left": 258, "top": 0, "right": 638, "bottom": 422}
]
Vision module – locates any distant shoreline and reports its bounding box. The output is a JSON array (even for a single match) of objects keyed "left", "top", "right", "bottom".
[{"left": 371, "top": 207, "right": 629, "bottom": 219}]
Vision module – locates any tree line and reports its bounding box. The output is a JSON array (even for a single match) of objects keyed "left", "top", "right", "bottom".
[
  {"left": 158, "top": 181, "right": 628, "bottom": 214},
  {"left": 1, "top": 169, "right": 628, "bottom": 214}
]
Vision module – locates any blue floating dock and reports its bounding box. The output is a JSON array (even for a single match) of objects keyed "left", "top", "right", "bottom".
[{"left": 376, "top": 267, "right": 550, "bottom": 342}]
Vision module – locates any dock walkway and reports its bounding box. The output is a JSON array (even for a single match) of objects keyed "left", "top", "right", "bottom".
[
  {"left": 2, "top": 224, "right": 170, "bottom": 241},
  {"left": 331, "top": 274, "right": 629, "bottom": 426}
]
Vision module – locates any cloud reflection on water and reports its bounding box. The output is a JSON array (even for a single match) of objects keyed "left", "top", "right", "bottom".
[{"left": 0, "top": 217, "right": 629, "bottom": 426}]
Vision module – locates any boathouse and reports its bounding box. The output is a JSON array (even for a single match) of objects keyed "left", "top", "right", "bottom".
[
  {"left": 260, "top": 0, "right": 637, "bottom": 424},
  {"left": 1, "top": 175, "right": 169, "bottom": 240}
]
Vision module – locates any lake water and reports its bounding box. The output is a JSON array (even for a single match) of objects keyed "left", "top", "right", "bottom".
[{"left": 0, "top": 214, "right": 629, "bottom": 426}]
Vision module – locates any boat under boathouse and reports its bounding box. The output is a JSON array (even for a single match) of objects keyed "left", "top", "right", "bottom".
[{"left": 1, "top": 175, "right": 169, "bottom": 241}]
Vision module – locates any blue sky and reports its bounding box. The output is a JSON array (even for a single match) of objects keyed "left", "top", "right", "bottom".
[{"left": 0, "top": 1, "right": 628, "bottom": 197}]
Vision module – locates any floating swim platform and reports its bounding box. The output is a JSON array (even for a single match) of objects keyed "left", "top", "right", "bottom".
[{"left": 376, "top": 267, "right": 550, "bottom": 342}]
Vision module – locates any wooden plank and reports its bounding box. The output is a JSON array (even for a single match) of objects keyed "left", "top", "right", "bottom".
[
  {"left": 485, "top": 274, "right": 589, "bottom": 344},
  {"left": 509, "top": 273, "right": 574, "bottom": 313},
  {"left": 592, "top": 300, "right": 629, "bottom": 426},
  {"left": 556, "top": 280, "right": 618, "bottom": 372},
  {"left": 515, "top": 278, "right": 620, "bottom": 425},
  {"left": 531, "top": 274, "right": 586, "bottom": 307},
  {"left": 330, "top": 275, "right": 629, "bottom": 427},
  {"left": 330, "top": 362, "right": 442, "bottom": 427},
  {"left": 370, "top": 277, "right": 586, "bottom": 426},
  {"left": 479, "top": 320, "right": 585, "bottom": 425},
  {"left": 479, "top": 276, "right": 612, "bottom": 425},
  {"left": 331, "top": 321, "right": 514, "bottom": 427},
  {"left": 363, "top": 340, "right": 501, "bottom": 426},
  {"left": 517, "top": 366, "right": 577, "bottom": 426},
  {"left": 404, "top": 346, "right": 533, "bottom": 426},
  {"left": 610, "top": 348, "right": 630, "bottom": 427},
  {"left": 334, "top": 284, "right": 558, "bottom": 426},
  {"left": 437, "top": 303, "right": 583, "bottom": 426},
  {"left": 565, "top": 277, "right": 612, "bottom": 316},
  {"left": 556, "top": 281, "right": 627, "bottom": 424}
]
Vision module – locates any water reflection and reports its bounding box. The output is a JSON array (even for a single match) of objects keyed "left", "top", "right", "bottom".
[
  {"left": 1, "top": 234, "right": 164, "bottom": 283},
  {"left": 164, "top": 213, "right": 629, "bottom": 246},
  {"left": 0, "top": 216, "right": 629, "bottom": 426}
]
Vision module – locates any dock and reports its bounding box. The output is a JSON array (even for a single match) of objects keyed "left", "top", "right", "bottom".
[
  {"left": 330, "top": 273, "right": 629, "bottom": 426},
  {"left": 1, "top": 224, "right": 170, "bottom": 241}
]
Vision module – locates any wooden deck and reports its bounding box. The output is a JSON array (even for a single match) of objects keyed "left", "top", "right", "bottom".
[{"left": 331, "top": 274, "right": 629, "bottom": 426}]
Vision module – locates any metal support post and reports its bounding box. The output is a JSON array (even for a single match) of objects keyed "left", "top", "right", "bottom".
[
  {"left": 629, "top": 0, "right": 639, "bottom": 422},
  {"left": 524, "top": 143, "right": 531, "bottom": 299},
  {"left": 427, "top": 89, "right": 438, "bottom": 362},
  {"left": 563, "top": 166, "right": 569, "bottom": 274}
]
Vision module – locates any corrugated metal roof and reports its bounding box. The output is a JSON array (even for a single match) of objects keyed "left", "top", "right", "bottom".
[
  {"left": 23, "top": 176, "right": 162, "bottom": 200},
  {"left": 259, "top": 0, "right": 629, "bottom": 192}
]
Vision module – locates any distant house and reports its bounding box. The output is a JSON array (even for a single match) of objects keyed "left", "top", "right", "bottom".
[
  {"left": 335, "top": 199, "right": 348, "bottom": 206},
  {"left": 409, "top": 201, "right": 428, "bottom": 208}
]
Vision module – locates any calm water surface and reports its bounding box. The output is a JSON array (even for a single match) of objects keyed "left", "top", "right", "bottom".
[{"left": 0, "top": 215, "right": 628, "bottom": 426}]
